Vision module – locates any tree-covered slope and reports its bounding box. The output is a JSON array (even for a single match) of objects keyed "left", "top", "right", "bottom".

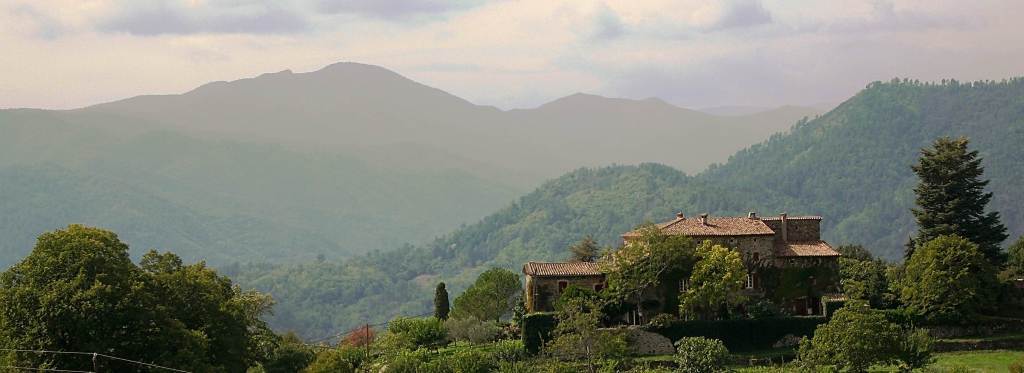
[
  {"left": 232, "top": 78, "right": 1024, "bottom": 338},
  {"left": 0, "top": 116, "right": 521, "bottom": 267}
]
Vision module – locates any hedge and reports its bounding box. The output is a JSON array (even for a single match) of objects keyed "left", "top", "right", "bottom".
[
  {"left": 823, "top": 299, "right": 846, "bottom": 319},
  {"left": 645, "top": 317, "right": 826, "bottom": 352},
  {"left": 521, "top": 312, "right": 557, "bottom": 354}
]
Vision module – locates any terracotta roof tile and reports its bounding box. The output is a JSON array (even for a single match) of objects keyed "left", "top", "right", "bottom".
[
  {"left": 760, "top": 215, "right": 822, "bottom": 221},
  {"left": 774, "top": 241, "right": 840, "bottom": 257},
  {"left": 522, "top": 261, "right": 604, "bottom": 277},
  {"left": 623, "top": 215, "right": 775, "bottom": 237}
]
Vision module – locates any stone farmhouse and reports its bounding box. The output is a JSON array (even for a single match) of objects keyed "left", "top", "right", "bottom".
[{"left": 523, "top": 212, "right": 841, "bottom": 320}]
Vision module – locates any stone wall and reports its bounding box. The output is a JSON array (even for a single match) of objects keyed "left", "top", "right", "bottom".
[
  {"left": 525, "top": 275, "right": 606, "bottom": 313},
  {"left": 615, "top": 327, "right": 675, "bottom": 355}
]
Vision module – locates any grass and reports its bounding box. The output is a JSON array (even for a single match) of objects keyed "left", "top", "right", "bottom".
[
  {"left": 939, "top": 333, "right": 1024, "bottom": 343},
  {"left": 929, "top": 350, "right": 1024, "bottom": 372},
  {"left": 730, "top": 350, "right": 1024, "bottom": 372}
]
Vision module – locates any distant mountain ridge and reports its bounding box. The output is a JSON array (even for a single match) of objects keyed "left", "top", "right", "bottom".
[
  {"left": 71, "top": 62, "right": 819, "bottom": 178},
  {"left": 0, "top": 62, "right": 816, "bottom": 267}
]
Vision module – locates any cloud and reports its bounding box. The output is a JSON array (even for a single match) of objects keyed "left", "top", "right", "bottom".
[
  {"left": 711, "top": 0, "right": 772, "bottom": 30},
  {"left": 315, "top": 0, "right": 487, "bottom": 19},
  {"left": 589, "top": 4, "right": 626, "bottom": 41},
  {"left": 99, "top": 1, "right": 308, "bottom": 36},
  {"left": 10, "top": 4, "right": 66, "bottom": 39},
  {"left": 691, "top": 0, "right": 772, "bottom": 31},
  {"left": 823, "top": 0, "right": 971, "bottom": 34}
]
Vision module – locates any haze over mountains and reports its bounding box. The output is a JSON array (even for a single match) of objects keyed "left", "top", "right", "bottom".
[
  {"left": 229, "top": 77, "right": 1024, "bottom": 337},
  {"left": 0, "top": 62, "right": 817, "bottom": 267}
]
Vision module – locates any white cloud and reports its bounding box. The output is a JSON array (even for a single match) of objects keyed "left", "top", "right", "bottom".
[{"left": 0, "top": 0, "right": 1021, "bottom": 110}]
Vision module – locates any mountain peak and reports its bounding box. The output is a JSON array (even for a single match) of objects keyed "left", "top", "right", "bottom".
[{"left": 536, "top": 92, "right": 688, "bottom": 113}]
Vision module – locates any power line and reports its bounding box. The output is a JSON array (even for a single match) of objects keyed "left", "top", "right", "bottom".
[
  {"left": 0, "top": 349, "right": 190, "bottom": 373},
  {"left": 94, "top": 354, "right": 189, "bottom": 373},
  {"left": 0, "top": 366, "right": 92, "bottom": 373}
]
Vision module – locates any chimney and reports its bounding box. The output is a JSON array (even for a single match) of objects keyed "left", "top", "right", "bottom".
[
  {"left": 780, "top": 213, "right": 788, "bottom": 242},
  {"left": 748, "top": 211, "right": 757, "bottom": 219},
  {"left": 676, "top": 212, "right": 685, "bottom": 220},
  {"left": 699, "top": 213, "right": 709, "bottom": 226}
]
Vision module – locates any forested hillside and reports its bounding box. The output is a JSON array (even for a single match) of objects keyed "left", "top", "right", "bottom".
[
  {"left": 0, "top": 116, "right": 520, "bottom": 266},
  {"left": 231, "top": 78, "right": 1024, "bottom": 338}
]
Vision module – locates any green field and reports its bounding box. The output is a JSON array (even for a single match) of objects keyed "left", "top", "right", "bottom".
[
  {"left": 732, "top": 350, "right": 1024, "bottom": 372},
  {"left": 929, "top": 350, "right": 1024, "bottom": 372}
]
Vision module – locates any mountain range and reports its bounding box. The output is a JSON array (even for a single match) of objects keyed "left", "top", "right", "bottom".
[{"left": 0, "top": 62, "right": 815, "bottom": 267}]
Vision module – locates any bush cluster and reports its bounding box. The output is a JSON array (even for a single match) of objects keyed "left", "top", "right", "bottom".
[{"left": 521, "top": 312, "right": 558, "bottom": 354}]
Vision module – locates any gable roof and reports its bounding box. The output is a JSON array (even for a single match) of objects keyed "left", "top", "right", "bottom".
[
  {"left": 622, "top": 215, "right": 775, "bottom": 238},
  {"left": 774, "top": 241, "right": 840, "bottom": 257},
  {"left": 522, "top": 261, "right": 604, "bottom": 277}
]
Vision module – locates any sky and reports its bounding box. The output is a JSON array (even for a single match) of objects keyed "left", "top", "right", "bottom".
[{"left": 1, "top": 0, "right": 1022, "bottom": 110}]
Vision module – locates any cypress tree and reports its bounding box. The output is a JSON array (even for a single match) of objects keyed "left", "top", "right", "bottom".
[
  {"left": 434, "top": 282, "right": 450, "bottom": 320},
  {"left": 908, "top": 137, "right": 1008, "bottom": 264}
]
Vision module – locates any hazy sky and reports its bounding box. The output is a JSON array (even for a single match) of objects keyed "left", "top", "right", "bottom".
[{"left": 2, "top": 0, "right": 1022, "bottom": 110}]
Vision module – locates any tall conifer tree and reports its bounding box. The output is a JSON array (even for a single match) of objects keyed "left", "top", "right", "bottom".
[
  {"left": 908, "top": 137, "right": 1008, "bottom": 264},
  {"left": 434, "top": 282, "right": 450, "bottom": 320}
]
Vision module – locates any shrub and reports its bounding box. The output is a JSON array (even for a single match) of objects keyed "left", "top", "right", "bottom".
[
  {"left": 746, "top": 298, "right": 788, "bottom": 319},
  {"left": 1010, "top": 359, "right": 1024, "bottom": 373},
  {"left": 646, "top": 313, "right": 676, "bottom": 328},
  {"left": 382, "top": 348, "right": 432, "bottom": 373},
  {"left": 491, "top": 339, "right": 526, "bottom": 363},
  {"left": 798, "top": 302, "right": 901, "bottom": 372},
  {"left": 445, "top": 316, "right": 500, "bottom": 344},
  {"left": 387, "top": 317, "right": 448, "bottom": 348},
  {"left": 445, "top": 349, "right": 497, "bottom": 373},
  {"left": 895, "top": 328, "right": 934, "bottom": 371},
  {"left": 553, "top": 285, "right": 600, "bottom": 311},
  {"left": 263, "top": 333, "right": 315, "bottom": 373},
  {"left": 674, "top": 337, "right": 729, "bottom": 373},
  {"left": 521, "top": 312, "right": 558, "bottom": 354},
  {"left": 304, "top": 346, "right": 364, "bottom": 373},
  {"left": 342, "top": 324, "right": 375, "bottom": 347},
  {"left": 496, "top": 361, "right": 531, "bottom": 373}
]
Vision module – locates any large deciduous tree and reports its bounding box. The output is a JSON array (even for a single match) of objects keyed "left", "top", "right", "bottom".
[
  {"left": 679, "top": 241, "right": 747, "bottom": 320},
  {"left": 838, "top": 254, "right": 892, "bottom": 309},
  {"left": 0, "top": 225, "right": 274, "bottom": 372},
  {"left": 908, "top": 137, "right": 1008, "bottom": 264},
  {"left": 452, "top": 268, "right": 522, "bottom": 322},
  {"left": 901, "top": 235, "right": 998, "bottom": 322},
  {"left": 603, "top": 224, "right": 695, "bottom": 306},
  {"left": 568, "top": 236, "right": 600, "bottom": 262}
]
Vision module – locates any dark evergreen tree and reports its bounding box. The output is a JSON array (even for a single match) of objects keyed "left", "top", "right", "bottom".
[
  {"left": 908, "top": 137, "right": 1008, "bottom": 264},
  {"left": 434, "top": 282, "right": 450, "bottom": 320},
  {"left": 568, "top": 235, "right": 600, "bottom": 262}
]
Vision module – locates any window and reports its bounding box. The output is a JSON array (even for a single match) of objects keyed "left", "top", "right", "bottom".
[
  {"left": 558, "top": 281, "right": 568, "bottom": 293},
  {"left": 594, "top": 283, "right": 604, "bottom": 292},
  {"left": 753, "top": 252, "right": 760, "bottom": 261},
  {"left": 678, "top": 279, "right": 688, "bottom": 292},
  {"left": 745, "top": 274, "right": 754, "bottom": 289}
]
